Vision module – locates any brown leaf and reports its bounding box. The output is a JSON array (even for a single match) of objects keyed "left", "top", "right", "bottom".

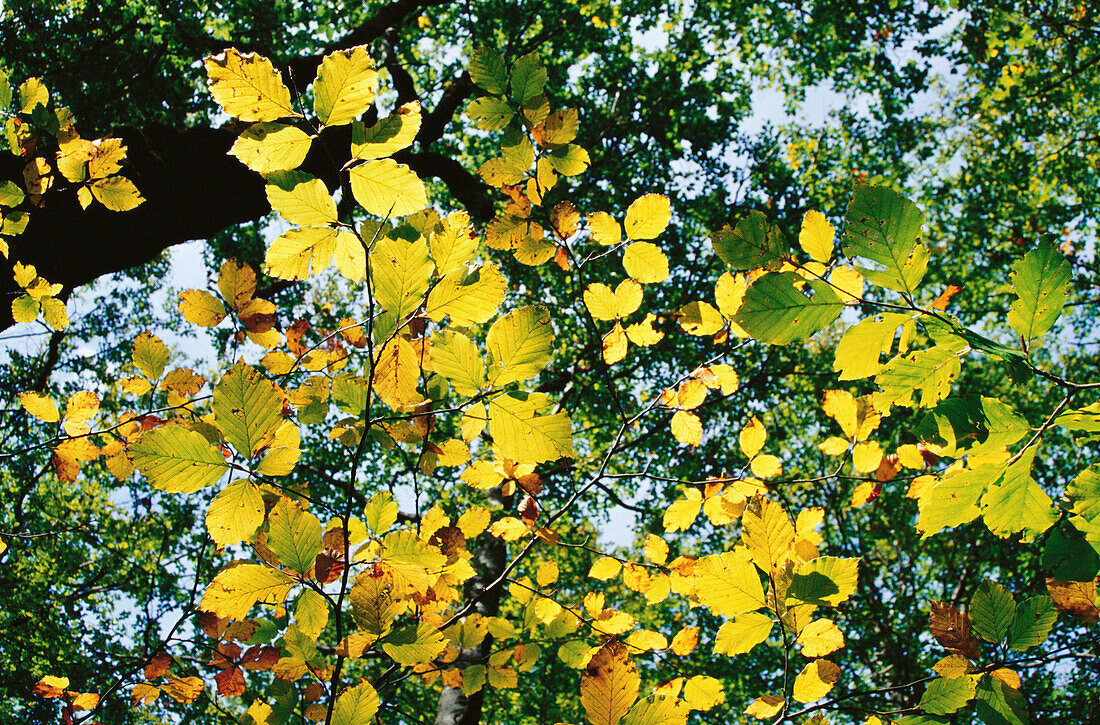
[
  {"left": 1046, "top": 578, "right": 1100, "bottom": 623},
  {"left": 143, "top": 651, "right": 172, "bottom": 680},
  {"left": 929, "top": 601, "right": 980, "bottom": 660},
  {"left": 214, "top": 667, "right": 245, "bottom": 697}
]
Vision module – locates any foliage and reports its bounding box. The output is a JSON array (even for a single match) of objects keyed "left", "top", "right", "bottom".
[{"left": 3, "top": 3, "right": 1100, "bottom": 725}]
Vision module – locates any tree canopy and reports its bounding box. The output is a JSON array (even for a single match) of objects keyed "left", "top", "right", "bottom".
[{"left": 2, "top": 1, "right": 1099, "bottom": 725}]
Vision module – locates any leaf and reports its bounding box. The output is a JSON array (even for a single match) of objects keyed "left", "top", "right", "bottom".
[
  {"left": 1008, "top": 243, "right": 1071, "bottom": 341},
  {"left": 874, "top": 346, "right": 961, "bottom": 410},
  {"left": 711, "top": 211, "right": 788, "bottom": 271},
  {"left": 372, "top": 336, "right": 420, "bottom": 409},
  {"left": 465, "top": 96, "right": 514, "bottom": 131},
  {"left": 682, "top": 675, "right": 723, "bottom": 711},
  {"left": 349, "top": 159, "right": 427, "bottom": 217},
  {"left": 843, "top": 185, "right": 928, "bottom": 295},
  {"left": 89, "top": 175, "right": 145, "bottom": 211},
  {"left": 351, "top": 101, "right": 422, "bottom": 159},
  {"left": 213, "top": 361, "right": 283, "bottom": 458},
  {"left": 267, "top": 226, "right": 364, "bottom": 281},
  {"left": 792, "top": 659, "right": 840, "bottom": 703},
  {"left": 670, "top": 411, "right": 702, "bottom": 447},
  {"left": 469, "top": 47, "right": 508, "bottom": 95},
  {"left": 486, "top": 306, "right": 554, "bottom": 386},
  {"left": 370, "top": 236, "right": 434, "bottom": 319},
  {"left": 975, "top": 676, "right": 1028, "bottom": 725},
  {"left": 19, "top": 392, "right": 60, "bottom": 423},
  {"left": 313, "top": 46, "right": 378, "bottom": 127},
  {"left": 426, "top": 264, "right": 508, "bottom": 326},
  {"left": 18, "top": 77, "right": 48, "bottom": 113},
  {"left": 694, "top": 550, "right": 766, "bottom": 616},
  {"left": 580, "top": 642, "right": 639, "bottom": 725},
  {"left": 739, "top": 416, "right": 766, "bottom": 458},
  {"left": 622, "top": 242, "right": 669, "bottom": 283},
  {"left": 969, "top": 580, "right": 1016, "bottom": 643},
  {"left": 489, "top": 393, "right": 572, "bottom": 464},
  {"left": 920, "top": 677, "right": 976, "bottom": 715},
  {"left": 677, "top": 301, "right": 723, "bottom": 336},
  {"left": 734, "top": 272, "right": 843, "bottom": 344},
  {"left": 796, "top": 619, "right": 845, "bottom": 657},
  {"left": 199, "top": 564, "right": 294, "bottom": 620},
  {"left": 265, "top": 171, "right": 338, "bottom": 226},
  {"left": 204, "top": 49, "right": 297, "bottom": 122},
  {"left": 929, "top": 601, "right": 980, "bottom": 659},
  {"left": 206, "top": 480, "right": 265, "bottom": 548},
  {"left": 786, "top": 557, "right": 859, "bottom": 607},
  {"left": 1006, "top": 596, "right": 1057, "bottom": 651},
  {"left": 1045, "top": 577, "right": 1099, "bottom": 622},
  {"left": 744, "top": 695, "right": 785, "bottom": 720},
  {"left": 267, "top": 497, "right": 323, "bottom": 575},
  {"left": 229, "top": 123, "right": 312, "bottom": 173},
  {"left": 130, "top": 426, "right": 229, "bottom": 493},
  {"left": 331, "top": 681, "right": 380, "bottom": 725},
  {"left": 1066, "top": 465, "right": 1100, "bottom": 544},
  {"left": 713, "top": 613, "right": 773, "bottom": 655},
  {"left": 178, "top": 290, "right": 228, "bottom": 327},
  {"left": 623, "top": 194, "right": 671, "bottom": 241},
  {"left": 742, "top": 496, "right": 795, "bottom": 573},
  {"left": 980, "top": 448, "right": 1057, "bottom": 542},
  {"left": 382, "top": 622, "right": 447, "bottom": 665},
  {"left": 510, "top": 52, "right": 547, "bottom": 104},
  {"left": 429, "top": 211, "right": 477, "bottom": 276},
  {"left": 429, "top": 331, "right": 485, "bottom": 396},
  {"left": 799, "top": 210, "right": 835, "bottom": 263}
]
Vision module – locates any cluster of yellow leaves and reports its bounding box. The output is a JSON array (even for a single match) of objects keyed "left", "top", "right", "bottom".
[
  {"left": 32, "top": 675, "right": 100, "bottom": 712},
  {"left": 179, "top": 258, "right": 283, "bottom": 349},
  {"left": 662, "top": 365, "right": 740, "bottom": 446},
  {"left": 10, "top": 262, "right": 66, "bottom": 329}
]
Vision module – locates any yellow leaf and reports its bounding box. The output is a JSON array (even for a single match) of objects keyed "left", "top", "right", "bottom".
[
  {"left": 130, "top": 683, "right": 160, "bottom": 705},
  {"left": 213, "top": 360, "right": 284, "bottom": 458},
  {"left": 266, "top": 227, "right": 363, "bottom": 281},
  {"left": 933, "top": 655, "right": 972, "bottom": 679},
  {"left": 588, "top": 211, "right": 622, "bottom": 246},
  {"left": 745, "top": 694, "right": 785, "bottom": 719},
  {"left": 315, "top": 46, "right": 378, "bottom": 127},
  {"left": 830, "top": 265, "right": 865, "bottom": 304},
  {"left": 798, "top": 210, "right": 834, "bottom": 263},
  {"left": 579, "top": 642, "right": 639, "bottom": 725},
  {"left": 676, "top": 380, "right": 708, "bottom": 410},
  {"left": 229, "top": 123, "right": 312, "bottom": 173},
  {"left": 218, "top": 259, "right": 257, "bottom": 311},
  {"left": 130, "top": 425, "right": 229, "bottom": 493},
  {"left": 352, "top": 101, "right": 421, "bottom": 158},
  {"left": 429, "top": 211, "right": 477, "bottom": 276},
  {"left": 486, "top": 306, "right": 554, "bottom": 386},
  {"left": 536, "top": 561, "right": 559, "bottom": 587},
  {"left": 623, "top": 194, "right": 671, "bottom": 241},
  {"left": 488, "top": 517, "right": 529, "bottom": 541},
  {"left": 372, "top": 337, "right": 421, "bottom": 410},
  {"left": 623, "top": 242, "right": 669, "bottom": 283},
  {"left": 644, "top": 534, "right": 669, "bottom": 565},
  {"left": 205, "top": 49, "right": 298, "bottom": 121},
  {"left": 624, "top": 313, "right": 664, "bottom": 347},
  {"left": 267, "top": 497, "right": 323, "bottom": 575},
  {"left": 63, "top": 390, "right": 99, "bottom": 436},
  {"left": 739, "top": 416, "right": 766, "bottom": 459},
  {"left": 19, "top": 391, "right": 60, "bottom": 423},
  {"left": 677, "top": 301, "right": 724, "bottom": 336},
  {"left": 90, "top": 175, "right": 144, "bottom": 211},
  {"left": 683, "top": 675, "right": 724, "bottom": 711},
  {"left": 205, "top": 480, "right": 264, "bottom": 548},
  {"left": 663, "top": 490, "right": 702, "bottom": 532},
  {"left": 796, "top": 619, "right": 845, "bottom": 657},
  {"left": 852, "top": 441, "right": 883, "bottom": 473},
  {"left": 694, "top": 550, "right": 765, "bottom": 616},
  {"left": 584, "top": 283, "right": 618, "bottom": 321},
  {"left": 670, "top": 410, "right": 702, "bottom": 446},
  {"left": 669, "top": 626, "right": 699, "bottom": 656},
  {"left": 742, "top": 496, "right": 795, "bottom": 572},
  {"left": 489, "top": 393, "right": 572, "bottom": 464},
  {"left": 602, "top": 322, "right": 628, "bottom": 365},
  {"left": 426, "top": 265, "right": 508, "bottom": 327},
  {"left": 589, "top": 556, "right": 622, "bottom": 580},
  {"left": 133, "top": 332, "right": 169, "bottom": 380},
  {"left": 295, "top": 588, "right": 329, "bottom": 639},
  {"left": 18, "top": 77, "right": 49, "bottom": 113},
  {"left": 178, "top": 290, "right": 227, "bottom": 327},
  {"left": 349, "top": 159, "right": 427, "bottom": 217},
  {"left": 792, "top": 659, "right": 841, "bottom": 703},
  {"left": 161, "top": 675, "right": 204, "bottom": 704},
  {"left": 819, "top": 436, "right": 849, "bottom": 456},
  {"left": 266, "top": 171, "right": 338, "bottom": 226},
  {"left": 749, "top": 454, "right": 781, "bottom": 479},
  {"left": 199, "top": 564, "right": 294, "bottom": 620},
  {"left": 32, "top": 675, "right": 68, "bottom": 698},
  {"left": 624, "top": 629, "right": 667, "bottom": 653},
  {"left": 714, "top": 612, "right": 773, "bottom": 655},
  {"left": 331, "top": 680, "right": 380, "bottom": 725}
]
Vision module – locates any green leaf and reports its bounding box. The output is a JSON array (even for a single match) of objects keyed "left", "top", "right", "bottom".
[
  {"left": 0, "top": 180, "right": 25, "bottom": 207},
  {"left": 981, "top": 448, "right": 1057, "bottom": 542},
  {"left": 213, "top": 361, "right": 284, "bottom": 458},
  {"left": 382, "top": 622, "right": 447, "bottom": 666},
  {"left": 917, "top": 462, "right": 1000, "bottom": 537},
  {"left": 920, "top": 676, "right": 976, "bottom": 715},
  {"left": 130, "top": 426, "right": 229, "bottom": 493},
  {"left": 489, "top": 393, "right": 572, "bottom": 464},
  {"left": 509, "top": 52, "right": 546, "bottom": 104},
  {"left": 874, "top": 346, "right": 961, "bottom": 410},
  {"left": 229, "top": 123, "right": 312, "bottom": 173},
  {"left": 843, "top": 185, "right": 928, "bottom": 295},
  {"left": 294, "top": 588, "right": 329, "bottom": 639},
  {"left": 265, "top": 171, "right": 338, "bottom": 226},
  {"left": 425, "top": 264, "right": 507, "bottom": 327},
  {"left": 369, "top": 236, "right": 434, "bottom": 320},
  {"left": 1067, "top": 465, "right": 1100, "bottom": 545},
  {"left": 969, "top": 397, "right": 1031, "bottom": 457},
  {"left": 546, "top": 144, "right": 590, "bottom": 176},
  {"left": 969, "top": 580, "right": 1016, "bottom": 643},
  {"left": 267, "top": 497, "right": 323, "bottom": 575},
  {"left": 833, "top": 313, "right": 912, "bottom": 381},
  {"left": 363, "top": 491, "right": 399, "bottom": 535},
  {"left": 205, "top": 480, "right": 265, "bottom": 548},
  {"left": 1055, "top": 403, "right": 1100, "bottom": 432},
  {"left": 332, "top": 681, "right": 380, "bottom": 725},
  {"left": 975, "top": 676, "right": 1027, "bottom": 725},
  {"left": 486, "top": 306, "right": 554, "bottom": 386},
  {"left": 0, "top": 69, "right": 10, "bottom": 111},
  {"left": 1008, "top": 243, "right": 1071, "bottom": 341},
  {"left": 713, "top": 613, "right": 773, "bottom": 655},
  {"left": 711, "top": 211, "right": 789, "bottom": 271},
  {"left": 465, "top": 96, "right": 514, "bottom": 131},
  {"left": 1006, "top": 596, "right": 1057, "bottom": 651},
  {"left": 1042, "top": 523, "right": 1100, "bottom": 582},
  {"left": 314, "top": 46, "right": 378, "bottom": 127},
  {"left": 786, "top": 556, "right": 859, "bottom": 607},
  {"left": 429, "top": 331, "right": 485, "bottom": 396},
  {"left": 469, "top": 47, "right": 508, "bottom": 95},
  {"left": 734, "top": 272, "right": 843, "bottom": 345}
]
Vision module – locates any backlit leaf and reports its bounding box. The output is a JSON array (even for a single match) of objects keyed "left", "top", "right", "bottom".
[
  {"left": 714, "top": 613, "right": 773, "bottom": 655},
  {"left": 799, "top": 210, "right": 834, "bottom": 263},
  {"left": 213, "top": 361, "right": 283, "bottom": 458},
  {"left": 199, "top": 564, "right": 294, "bottom": 620},
  {"left": 486, "top": 306, "right": 554, "bottom": 386},
  {"left": 206, "top": 480, "right": 264, "bottom": 548},
  {"left": 314, "top": 46, "right": 378, "bottom": 127},
  {"left": 229, "top": 123, "right": 312, "bottom": 173},
  {"left": 349, "top": 159, "right": 427, "bottom": 217},
  {"left": 796, "top": 619, "right": 845, "bottom": 657},
  {"left": 695, "top": 550, "right": 765, "bottom": 616},
  {"left": 623, "top": 194, "right": 671, "bottom": 241},
  {"left": 623, "top": 242, "right": 669, "bottom": 284},
  {"left": 489, "top": 393, "right": 572, "bottom": 464},
  {"left": 734, "top": 272, "right": 843, "bottom": 345},
  {"left": 352, "top": 101, "right": 422, "bottom": 159},
  {"left": 580, "top": 642, "right": 639, "bottom": 725},
  {"left": 786, "top": 556, "right": 859, "bottom": 607},
  {"left": 791, "top": 659, "right": 840, "bottom": 703},
  {"left": 843, "top": 185, "right": 928, "bottom": 295},
  {"left": 266, "top": 171, "right": 338, "bottom": 226},
  {"left": 204, "top": 49, "right": 297, "bottom": 122},
  {"left": 920, "top": 676, "right": 976, "bottom": 715},
  {"left": 370, "top": 236, "right": 434, "bottom": 319},
  {"left": 1008, "top": 243, "right": 1070, "bottom": 341},
  {"left": 131, "top": 426, "right": 229, "bottom": 493},
  {"left": 178, "top": 290, "right": 228, "bottom": 327},
  {"left": 90, "top": 175, "right": 145, "bottom": 211}
]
